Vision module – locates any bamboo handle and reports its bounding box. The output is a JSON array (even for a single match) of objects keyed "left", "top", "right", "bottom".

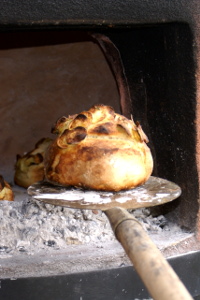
[{"left": 105, "top": 207, "right": 193, "bottom": 300}]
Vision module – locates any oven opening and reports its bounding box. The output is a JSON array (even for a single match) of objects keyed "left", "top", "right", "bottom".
[{"left": 0, "top": 23, "right": 199, "bottom": 279}]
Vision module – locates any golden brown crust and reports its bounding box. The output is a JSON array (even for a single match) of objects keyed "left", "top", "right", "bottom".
[
  {"left": 0, "top": 175, "right": 14, "bottom": 201},
  {"left": 14, "top": 138, "right": 52, "bottom": 188},
  {"left": 44, "top": 104, "right": 153, "bottom": 191}
]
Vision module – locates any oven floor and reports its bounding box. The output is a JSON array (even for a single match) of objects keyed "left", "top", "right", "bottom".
[{"left": 0, "top": 185, "right": 197, "bottom": 280}]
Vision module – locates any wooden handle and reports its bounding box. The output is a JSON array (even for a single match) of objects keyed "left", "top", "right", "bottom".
[{"left": 105, "top": 207, "right": 193, "bottom": 300}]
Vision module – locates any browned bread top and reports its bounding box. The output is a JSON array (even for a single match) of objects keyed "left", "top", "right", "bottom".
[{"left": 45, "top": 104, "right": 153, "bottom": 191}]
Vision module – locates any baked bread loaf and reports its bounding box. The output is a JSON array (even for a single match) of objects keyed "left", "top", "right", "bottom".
[
  {"left": 44, "top": 104, "right": 153, "bottom": 191},
  {"left": 44, "top": 105, "right": 153, "bottom": 191},
  {"left": 14, "top": 138, "right": 52, "bottom": 188},
  {"left": 0, "top": 175, "right": 14, "bottom": 201}
]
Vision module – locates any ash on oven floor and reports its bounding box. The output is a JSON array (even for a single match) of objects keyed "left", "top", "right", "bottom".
[{"left": 0, "top": 185, "right": 192, "bottom": 257}]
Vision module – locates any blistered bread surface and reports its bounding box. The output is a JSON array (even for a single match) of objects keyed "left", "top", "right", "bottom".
[{"left": 44, "top": 104, "right": 153, "bottom": 191}]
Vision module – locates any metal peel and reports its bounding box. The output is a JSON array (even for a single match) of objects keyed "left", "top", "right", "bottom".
[{"left": 27, "top": 176, "right": 181, "bottom": 210}]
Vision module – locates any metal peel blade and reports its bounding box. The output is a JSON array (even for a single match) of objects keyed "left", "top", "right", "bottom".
[{"left": 27, "top": 176, "right": 181, "bottom": 210}]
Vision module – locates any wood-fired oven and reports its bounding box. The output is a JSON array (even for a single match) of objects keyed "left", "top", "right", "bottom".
[{"left": 1, "top": 1, "right": 200, "bottom": 299}]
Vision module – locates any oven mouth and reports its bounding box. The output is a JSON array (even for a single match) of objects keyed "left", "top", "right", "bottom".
[
  {"left": 0, "top": 23, "right": 199, "bottom": 290},
  {"left": 0, "top": 1, "right": 200, "bottom": 298},
  {"left": 0, "top": 23, "right": 197, "bottom": 226}
]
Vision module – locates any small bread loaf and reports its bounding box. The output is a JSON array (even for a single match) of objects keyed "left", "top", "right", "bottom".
[
  {"left": 44, "top": 104, "right": 153, "bottom": 191},
  {"left": 0, "top": 175, "right": 14, "bottom": 201},
  {"left": 14, "top": 138, "right": 52, "bottom": 188}
]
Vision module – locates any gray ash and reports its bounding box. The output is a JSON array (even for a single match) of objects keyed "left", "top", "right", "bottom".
[
  {"left": 0, "top": 193, "right": 115, "bottom": 256},
  {"left": 0, "top": 186, "right": 188, "bottom": 257}
]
